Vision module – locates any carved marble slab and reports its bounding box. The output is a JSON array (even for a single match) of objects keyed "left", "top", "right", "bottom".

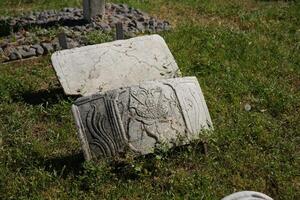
[
  {"left": 51, "top": 34, "right": 180, "bottom": 96},
  {"left": 72, "top": 77, "right": 213, "bottom": 160}
]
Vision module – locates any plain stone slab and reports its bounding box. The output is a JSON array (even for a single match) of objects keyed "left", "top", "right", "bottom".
[
  {"left": 51, "top": 34, "right": 180, "bottom": 96},
  {"left": 72, "top": 77, "right": 213, "bottom": 160}
]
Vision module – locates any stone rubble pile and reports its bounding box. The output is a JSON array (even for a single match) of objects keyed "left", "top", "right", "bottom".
[{"left": 0, "top": 3, "right": 170, "bottom": 62}]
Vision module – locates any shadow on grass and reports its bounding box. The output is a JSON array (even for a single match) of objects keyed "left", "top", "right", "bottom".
[
  {"left": 111, "top": 141, "right": 207, "bottom": 181},
  {"left": 13, "top": 87, "right": 79, "bottom": 106},
  {"left": 43, "top": 152, "right": 85, "bottom": 178}
]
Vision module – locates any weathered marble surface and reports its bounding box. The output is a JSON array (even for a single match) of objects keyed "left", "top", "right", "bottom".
[
  {"left": 222, "top": 191, "right": 273, "bottom": 200},
  {"left": 72, "top": 77, "right": 213, "bottom": 160},
  {"left": 51, "top": 35, "right": 180, "bottom": 96}
]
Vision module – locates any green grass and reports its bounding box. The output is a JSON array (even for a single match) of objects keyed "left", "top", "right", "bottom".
[{"left": 0, "top": 0, "right": 299, "bottom": 199}]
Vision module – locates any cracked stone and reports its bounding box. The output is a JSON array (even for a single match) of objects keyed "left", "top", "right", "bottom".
[{"left": 51, "top": 34, "right": 181, "bottom": 96}]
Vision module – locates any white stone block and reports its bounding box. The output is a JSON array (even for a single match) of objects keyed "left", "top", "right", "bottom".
[
  {"left": 51, "top": 34, "right": 180, "bottom": 96},
  {"left": 72, "top": 77, "right": 213, "bottom": 160}
]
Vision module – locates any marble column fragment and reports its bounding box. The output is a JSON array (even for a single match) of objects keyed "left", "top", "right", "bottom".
[{"left": 72, "top": 77, "right": 213, "bottom": 160}]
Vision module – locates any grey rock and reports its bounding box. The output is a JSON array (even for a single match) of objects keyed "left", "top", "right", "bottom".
[
  {"left": 32, "top": 44, "right": 44, "bottom": 55},
  {"left": 149, "top": 19, "right": 156, "bottom": 28},
  {"left": 2, "top": 4, "right": 172, "bottom": 56},
  {"left": 0, "top": 47, "right": 3, "bottom": 54},
  {"left": 68, "top": 41, "right": 79, "bottom": 49},
  {"left": 72, "top": 77, "right": 213, "bottom": 160},
  {"left": 9, "top": 49, "right": 22, "bottom": 60},
  {"left": 163, "top": 21, "right": 171, "bottom": 31},
  {"left": 74, "top": 26, "right": 86, "bottom": 32},
  {"left": 98, "top": 22, "right": 111, "bottom": 32},
  {"left": 125, "top": 31, "right": 136, "bottom": 38},
  {"left": 128, "top": 21, "right": 136, "bottom": 28},
  {"left": 125, "top": 13, "right": 134, "bottom": 20},
  {"left": 134, "top": 8, "right": 143, "bottom": 15},
  {"left": 2, "top": 4, "right": 171, "bottom": 40},
  {"left": 156, "top": 22, "right": 163, "bottom": 31},
  {"left": 41, "top": 43, "right": 54, "bottom": 53},
  {"left": 135, "top": 21, "right": 145, "bottom": 31},
  {"left": 108, "top": 16, "right": 119, "bottom": 25},
  {"left": 51, "top": 34, "right": 180, "bottom": 96},
  {"left": 137, "top": 16, "right": 145, "bottom": 22},
  {"left": 74, "top": 10, "right": 82, "bottom": 17},
  {"left": 119, "top": 4, "right": 129, "bottom": 13},
  {"left": 27, "top": 48, "right": 37, "bottom": 57},
  {"left": 18, "top": 46, "right": 36, "bottom": 58},
  {"left": 244, "top": 103, "right": 251, "bottom": 112},
  {"left": 22, "top": 45, "right": 30, "bottom": 51}
]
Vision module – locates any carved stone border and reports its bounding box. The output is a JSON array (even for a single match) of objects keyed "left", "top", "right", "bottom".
[{"left": 72, "top": 77, "right": 213, "bottom": 159}]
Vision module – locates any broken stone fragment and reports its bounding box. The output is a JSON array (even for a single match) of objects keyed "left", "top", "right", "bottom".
[
  {"left": 51, "top": 34, "right": 181, "bottom": 96},
  {"left": 8, "top": 48, "right": 22, "bottom": 60},
  {"left": 17, "top": 46, "right": 36, "bottom": 58},
  {"left": 72, "top": 77, "right": 213, "bottom": 160}
]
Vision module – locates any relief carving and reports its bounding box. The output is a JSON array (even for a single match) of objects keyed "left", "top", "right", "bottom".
[
  {"left": 86, "top": 104, "right": 117, "bottom": 157},
  {"left": 72, "top": 77, "right": 213, "bottom": 160}
]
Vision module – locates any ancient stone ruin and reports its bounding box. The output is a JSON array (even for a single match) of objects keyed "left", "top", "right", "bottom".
[
  {"left": 32, "top": 0, "right": 215, "bottom": 160},
  {"left": 51, "top": 34, "right": 213, "bottom": 160},
  {"left": 0, "top": 3, "right": 170, "bottom": 62},
  {"left": 72, "top": 77, "right": 213, "bottom": 160}
]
